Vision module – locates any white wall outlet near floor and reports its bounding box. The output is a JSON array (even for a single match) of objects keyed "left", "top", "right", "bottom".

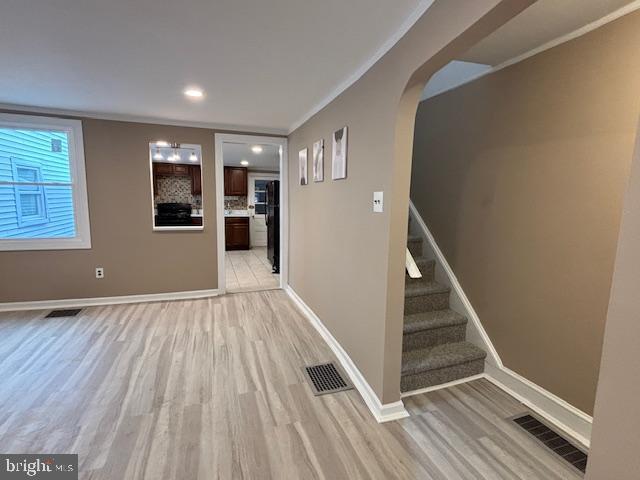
[
  {"left": 373, "top": 191, "right": 384, "bottom": 213},
  {"left": 95, "top": 267, "right": 104, "bottom": 279}
]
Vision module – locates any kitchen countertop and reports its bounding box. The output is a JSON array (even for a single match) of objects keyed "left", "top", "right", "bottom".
[{"left": 224, "top": 210, "right": 250, "bottom": 217}]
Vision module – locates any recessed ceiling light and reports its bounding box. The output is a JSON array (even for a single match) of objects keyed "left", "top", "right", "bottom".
[
  {"left": 155, "top": 141, "right": 169, "bottom": 147},
  {"left": 240, "top": 160, "right": 249, "bottom": 166},
  {"left": 251, "top": 145, "right": 263, "bottom": 154},
  {"left": 184, "top": 87, "right": 204, "bottom": 99}
]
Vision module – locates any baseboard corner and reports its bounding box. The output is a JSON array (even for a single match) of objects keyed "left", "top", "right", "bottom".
[{"left": 285, "top": 284, "right": 409, "bottom": 424}]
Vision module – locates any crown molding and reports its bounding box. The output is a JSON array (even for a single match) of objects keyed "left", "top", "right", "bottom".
[
  {"left": 287, "top": 0, "right": 436, "bottom": 134},
  {"left": 0, "top": 102, "right": 288, "bottom": 136}
]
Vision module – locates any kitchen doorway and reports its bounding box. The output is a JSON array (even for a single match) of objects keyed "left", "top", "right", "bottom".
[{"left": 214, "top": 134, "right": 287, "bottom": 294}]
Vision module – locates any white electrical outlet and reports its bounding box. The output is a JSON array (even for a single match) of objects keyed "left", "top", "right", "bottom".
[
  {"left": 373, "top": 191, "right": 384, "bottom": 213},
  {"left": 95, "top": 267, "right": 104, "bottom": 279}
]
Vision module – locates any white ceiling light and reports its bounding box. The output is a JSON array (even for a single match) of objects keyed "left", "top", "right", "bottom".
[
  {"left": 153, "top": 151, "right": 163, "bottom": 160},
  {"left": 240, "top": 159, "right": 249, "bottom": 166},
  {"left": 189, "top": 152, "right": 198, "bottom": 162},
  {"left": 251, "top": 145, "right": 263, "bottom": 154},
  {"left": 155, "top": 140, "right": 169, "bottom": 147},
  {"left": 184, "top": 87, "right": 204, "bottom": 99}
]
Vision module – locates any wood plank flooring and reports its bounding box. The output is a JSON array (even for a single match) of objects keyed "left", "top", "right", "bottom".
[
  {"left": 225, "top": 247, "right": 280, "bottom": 292},
  {"left": 0, "top": 290, "right": 582, "bottom": 479}
]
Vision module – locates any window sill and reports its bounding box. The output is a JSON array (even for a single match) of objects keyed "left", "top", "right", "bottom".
[{"left": 0, "top": 237, "right": 91, "bottom": 251}]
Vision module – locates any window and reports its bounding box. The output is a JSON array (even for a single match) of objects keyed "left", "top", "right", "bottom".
[{"left": 0, "top": 114, "right": 91, "bottom": 250}]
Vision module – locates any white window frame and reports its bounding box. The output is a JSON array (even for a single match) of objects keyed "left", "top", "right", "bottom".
[{"left": 0, "top": 113, "right": 91, "bottom": 251}]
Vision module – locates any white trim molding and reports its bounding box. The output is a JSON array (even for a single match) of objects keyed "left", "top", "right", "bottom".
[
  {"left": 485, "top": 366, "right": 592, "bottom": 448},
  {"left": 0, "top": 113, "right": 91, "bottom": 251},
  {"left": 409, "top": 200, "right": 501, "bottom": 366},
  {"left": 408, "top": 199, "right": 592, "bottom": 448},
  {"left": 285, "top": 285, "right": 409, "bottom": 423},
  {"left": 0, "top": 102, "right": 287, "bottom": 136},
  {"left": 0, "top": 289, "right": 220, "bottom": 312},
  {"left": 214, "top": 134, "right": 288, "bottom": 295},
  {"left": 287, "top": 0, "right": 436, "bottom": 133}
]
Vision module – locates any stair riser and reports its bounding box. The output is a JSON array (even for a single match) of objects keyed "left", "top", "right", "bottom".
[
  {"left": 405, "top": 262, "right": 435, "bottom": 284},
  {"left": 407, "top": 239, "right": 423, "bottom": 258},
  {"left": 404, "top": 292, "right": 449, "bottom": 315},
  {"left": 403, "top": 325, "right": 466, "bottom": 351},
  {"left": 400, "top": 359, "right": 484, "bottom": 392}
]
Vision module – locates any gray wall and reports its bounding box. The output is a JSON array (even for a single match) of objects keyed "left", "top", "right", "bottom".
[
  {"left": 410, "top": 10, "right": 640, "bottom": 414},
  {"left": 287, "top": 0, "right": 533, "bottom": 403},
  {"left": 0, "top": 117, "right": 222, "bottom": 301}
]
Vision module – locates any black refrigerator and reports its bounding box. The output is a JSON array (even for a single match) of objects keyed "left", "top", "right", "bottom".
[{"left": 266, "top": 180, "right": 280, "bottom": 273}]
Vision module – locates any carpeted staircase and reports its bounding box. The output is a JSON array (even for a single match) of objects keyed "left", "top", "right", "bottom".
[{"left": 402, "top": 235, "right": 487, "bottom": 392}]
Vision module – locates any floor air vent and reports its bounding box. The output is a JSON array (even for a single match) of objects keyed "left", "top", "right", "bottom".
[
  {"left": 45, "top": 308, "right": 82, "bottom": 318},
  {"left": 512, "top": 414, "right": 588, "bottom": 473},
  {"left": 303, "top": 362, "right": 353, "bottom": 396}
]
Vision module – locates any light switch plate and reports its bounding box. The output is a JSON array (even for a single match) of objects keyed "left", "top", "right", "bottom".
[{"left": 373, "top": 191, "right": 383, "bottom": 213}]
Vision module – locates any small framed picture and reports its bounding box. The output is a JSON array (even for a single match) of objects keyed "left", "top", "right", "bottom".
[
  {"left": 332, "top": 126, "right": 348, "bottom": 180},
  {"left": 299, "top": 148, "right": 308, "bottom": 185},
  {"left": 312, "top": 139, "right": 324, "bottom": 182}
]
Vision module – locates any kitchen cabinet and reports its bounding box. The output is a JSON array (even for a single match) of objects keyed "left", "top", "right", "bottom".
[
  {"left": 191, "top": 165, "right": 201, "bottom": 195},
  {"left": 225, "top": 217, "right": 250, "bottom": 250},
  {"left": 152, "top": 163, "right": 202, "bottom": 196},
  {"left": 224, "top": 167, "right": 248, "bottom": 196}
]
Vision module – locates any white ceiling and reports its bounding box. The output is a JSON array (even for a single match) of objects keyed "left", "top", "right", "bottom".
[
  {"left": 460, "top": 0, "right": 635, "bottom": 65},
  {"left": 0, "top": 0, "right": 423, "bottom": 133},
  {"left": 223, "top": 143, "right": 280, "bottom": 171}
]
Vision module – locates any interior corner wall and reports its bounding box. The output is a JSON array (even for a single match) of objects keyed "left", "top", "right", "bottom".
[
  {"left": 585, "top": 116, "right": 640, "bottom": 480},
  {"left": 410, "top": 10, "right": 640, "bottom": 414},
  {"left": 0, "top": 116, "right": 221, "bottom": 302},
  {"left": 286, "top": 0, "right": 533, "bottom": 404}
]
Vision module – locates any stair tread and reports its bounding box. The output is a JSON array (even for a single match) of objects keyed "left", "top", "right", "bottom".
[
  {"left": 403, "top": 309, "right": 467, "bottom": 334},
  {"left": 401, "top": 342, "right": 486, "bottom": 375},
  {"left": 404, "top": 281, "right": 449, "bottom": 298}
]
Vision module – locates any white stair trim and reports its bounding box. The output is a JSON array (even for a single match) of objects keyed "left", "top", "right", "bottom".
[
  {"left": 405, "top": 247, "right": 422, "bottom": 278},
  {"left": 286, "top": 285, "right": 409, "bottom": 423},
  {"left": 408, "top": 199, "right": 592, "bottom": 447},
  {"left": 409, "top": 200, "right": 501, "bottom": 366},
  {"left": 0, "top": 289, "right": 221, "bottom": 312}
]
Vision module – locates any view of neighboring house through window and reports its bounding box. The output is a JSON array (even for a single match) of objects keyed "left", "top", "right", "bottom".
[{"left": 0, "top": 114, "right": 91, "bottom": 250}]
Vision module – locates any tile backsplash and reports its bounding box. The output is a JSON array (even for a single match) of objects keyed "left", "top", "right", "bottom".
[
  {"left": 155, "top": 175, "right": 202, "bottom": 207},
  {"left": 224, "top": 195, "right": 247, "bottom": 209}
]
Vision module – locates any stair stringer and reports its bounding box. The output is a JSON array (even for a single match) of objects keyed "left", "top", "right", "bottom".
[{"left": 408, "top": 200, "right": 501, "bottom": 369}]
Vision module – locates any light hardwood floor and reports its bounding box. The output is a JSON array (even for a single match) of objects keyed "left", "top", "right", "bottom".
[
  {"left": 0, "top": 290, "right": 581, "bottom": 479},
  {"left": 225, "top": 247, "right": 279, "bottom": 292}
]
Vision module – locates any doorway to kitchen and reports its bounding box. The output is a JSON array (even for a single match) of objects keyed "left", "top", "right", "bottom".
[{"left": 214, "top": 134, "right": 287, "bottom": 294}]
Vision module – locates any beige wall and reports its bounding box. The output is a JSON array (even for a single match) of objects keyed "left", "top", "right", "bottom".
[
  {"left": 0, "top": 117, "right": 221, "bottom": 302},
  {"left": 586, "top": 119, "right": 640, "bottom": 479},
  {"left": 410, "top": 11, "right": 640, "bottom": 414},
  {"left": 287, "top": 0, "right": 533, "bottom": 403}
]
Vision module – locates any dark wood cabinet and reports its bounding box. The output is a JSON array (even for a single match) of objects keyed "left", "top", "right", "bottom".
[
  {"left": 154, "top": 163, "right": 174, "bottom": 175},
  {"left": 224, "top": 167, "right": 248, "bottom": 196},
  {"left": 191, "top": 165, "right": 201, "bottom": 195},
  {"left": 174, "top": 164, "right": 190, "bottom": 175},
  {"left": 152, "top": 163, "right": 202, "bottom": 196},
  {"left": 225, "top": 217, "right": 250, "bottom": 250}
]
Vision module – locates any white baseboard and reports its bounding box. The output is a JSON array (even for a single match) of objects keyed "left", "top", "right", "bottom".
[
  {"left": 400, "top": 373, "right": 485, "bottom": 398},
  {"left": 0, "top": 289, "right": 222, "bottom": 312},
  {"left": 484, "top": 364, "right": 592, "bottom": 448},
  {"left": 285, "top": 285, "right": 409, "bottom": 423}
]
